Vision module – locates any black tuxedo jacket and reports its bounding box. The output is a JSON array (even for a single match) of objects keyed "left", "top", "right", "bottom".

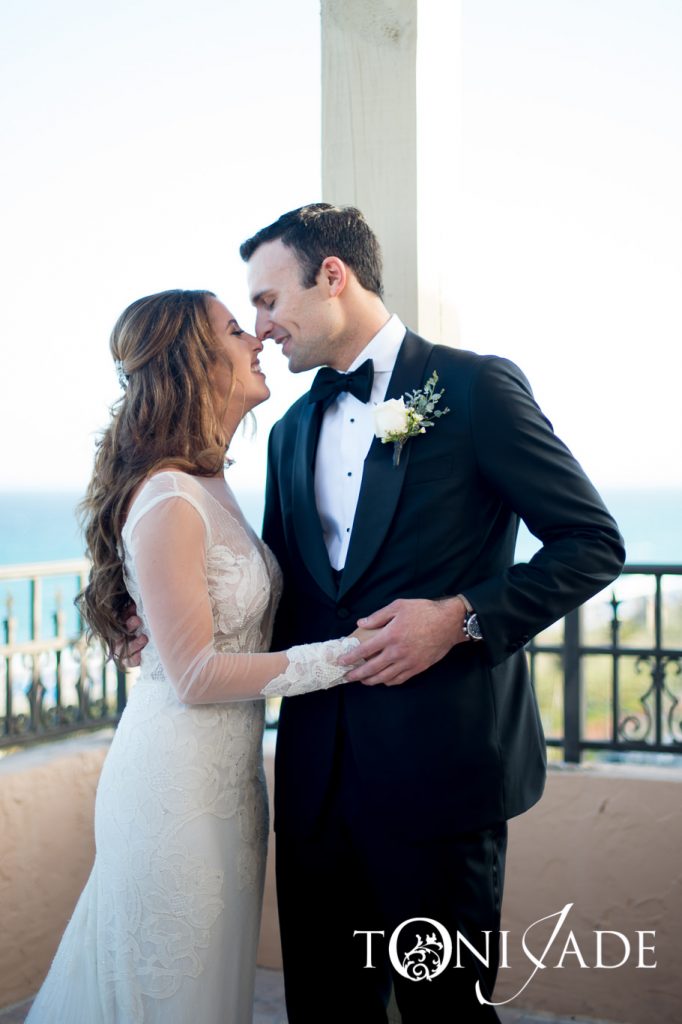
[{"left": 262, "top": 331, "right": 625, "bottom": 839}]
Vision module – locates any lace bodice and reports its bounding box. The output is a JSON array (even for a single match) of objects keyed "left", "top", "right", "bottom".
[{"left": 121, "top": 471, "right": 358, "bottom": 703}]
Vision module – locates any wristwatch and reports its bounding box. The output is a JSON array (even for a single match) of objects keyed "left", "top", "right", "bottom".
[
  {"left": 456, "top": 593, "right": 483, "bottom": 642},
  {"left": 463, "top": 610, "right": 483, "bottom": 642}
]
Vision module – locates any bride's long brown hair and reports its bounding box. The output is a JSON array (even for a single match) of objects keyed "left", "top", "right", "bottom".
[{"left": 76, "top": 288, "right": 232, "bottom": 659}]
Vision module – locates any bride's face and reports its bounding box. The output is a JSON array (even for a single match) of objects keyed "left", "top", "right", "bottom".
[{"left": 207, "top": 297, "right": 270, "bottom": 425}]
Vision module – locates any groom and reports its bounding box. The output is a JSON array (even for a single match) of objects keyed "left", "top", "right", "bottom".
[{"left": 240, "top": 204, "right": 625, "bottom": 1022}]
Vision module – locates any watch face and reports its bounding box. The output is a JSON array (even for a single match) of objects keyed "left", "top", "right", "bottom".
[{"left": 467, "top": 613, "right": 483, "bottom": 641}]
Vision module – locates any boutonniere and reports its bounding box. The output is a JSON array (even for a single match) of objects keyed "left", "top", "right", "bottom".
[{"left": 373, "top": 371, "right": 450, "bottom": 467}]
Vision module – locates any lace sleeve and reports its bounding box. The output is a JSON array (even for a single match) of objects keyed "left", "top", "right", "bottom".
[
  {"left": 124, "top": 480, "right": 359, "bottom": 704},
  {"left": 260, "top": 642, "right": 360, "bottom": 697}
]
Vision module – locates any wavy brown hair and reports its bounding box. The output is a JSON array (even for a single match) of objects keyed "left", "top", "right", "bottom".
[{"left": 76, "top": 288, "right": 231, "bottom": 660}]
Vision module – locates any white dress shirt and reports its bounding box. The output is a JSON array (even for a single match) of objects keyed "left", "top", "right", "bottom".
[{"left": 314, "top": 314, "right": 407, "bottom": 570}]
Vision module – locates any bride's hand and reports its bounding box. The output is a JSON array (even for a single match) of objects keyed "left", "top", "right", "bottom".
[{"left": 343, "top": 627, "right": 380, "bottom": 679}]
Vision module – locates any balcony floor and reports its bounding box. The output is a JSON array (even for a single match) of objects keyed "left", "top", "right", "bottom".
[{"left": 0, "top": 968, "right": 619, "bottom": 1023}]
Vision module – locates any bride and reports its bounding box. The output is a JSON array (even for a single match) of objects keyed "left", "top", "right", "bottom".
[{"left": 27, "top": 289, "right": 367, "bottom": 1023}]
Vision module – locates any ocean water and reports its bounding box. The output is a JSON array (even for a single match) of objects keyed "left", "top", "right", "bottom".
[
  {"left": 0, "top": 487, "right": 680, "bottom": 644},
  {"left": 516, "top": 487, "right": 682, "bottom": 565},
  {"left": 0, "top": 490, "right": 265, "bottom": 644},
  {"left": 1, "top": 487, "right": 679, "bottom": 567}
]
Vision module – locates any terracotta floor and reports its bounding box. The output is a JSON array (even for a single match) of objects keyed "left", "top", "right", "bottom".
[{"left": 0, "top": 969, "right": 617, "bottom": 1023}]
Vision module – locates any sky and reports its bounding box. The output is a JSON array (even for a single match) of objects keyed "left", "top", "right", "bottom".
[
  {"left": 1, "top": 0, "right": 680, "bottom": 498},
  {"left": 457, "top": 0, "right": 682, "bottom": 490}
]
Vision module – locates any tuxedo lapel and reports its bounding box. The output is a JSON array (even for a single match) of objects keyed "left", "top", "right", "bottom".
[
  {"left": 338, "top": 332, "right": 434, "bottom": 600},
  {"left": 291, "top": 399, "right": 338, "bottom": 601}
]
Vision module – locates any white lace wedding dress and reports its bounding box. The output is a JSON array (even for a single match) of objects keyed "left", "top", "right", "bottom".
[{"left": 27, "top": 471, "right": 357, "bottom": 1024}]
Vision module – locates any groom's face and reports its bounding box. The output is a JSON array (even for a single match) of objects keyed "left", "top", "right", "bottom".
[{"left": 247, "top": 239, "right": 342, "bottom": 373}]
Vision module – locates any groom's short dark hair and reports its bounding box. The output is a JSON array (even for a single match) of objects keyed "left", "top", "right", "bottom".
[{"left": 239, "top": 203, "right": 384, "bottom": 298}]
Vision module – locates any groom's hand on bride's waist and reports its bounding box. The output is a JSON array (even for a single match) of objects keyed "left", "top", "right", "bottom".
[
  {"left": 113, "top": 604, "right": 149, "bottom": 668},
  {"left": 339, "top": 597, "right": 468, "bottom": 687}
]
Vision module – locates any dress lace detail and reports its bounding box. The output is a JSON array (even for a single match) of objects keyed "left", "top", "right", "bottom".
[{"left": 27, "top": 471, "right": 349, "bottom": 1024}]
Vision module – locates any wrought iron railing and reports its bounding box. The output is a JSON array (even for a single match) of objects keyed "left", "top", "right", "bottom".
[
  {"left": 0, "top": 560, "right": 127, "bottom": 749},
  {"left": 528, "top": 565, "right": 682, "bottom": 763},
  {"left": 2, "top": 561, "right": 681, "bottom": 760}
]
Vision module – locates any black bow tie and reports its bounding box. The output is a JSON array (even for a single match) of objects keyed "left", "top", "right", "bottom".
[{"left": 308, "top": 359, "right": 375, "bottom": 410}]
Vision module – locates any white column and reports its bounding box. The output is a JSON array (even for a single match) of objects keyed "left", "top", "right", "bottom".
[{"left": 321, "top": 0, "right": 461, "bottom": 343}]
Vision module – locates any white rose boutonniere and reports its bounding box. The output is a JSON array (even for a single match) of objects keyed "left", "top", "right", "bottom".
[
  {"left": 373, "top": 371, "right": 450, "bottom": 467},
  {"left": 373, "top": 398, "right": 410, "bottom": 438}
]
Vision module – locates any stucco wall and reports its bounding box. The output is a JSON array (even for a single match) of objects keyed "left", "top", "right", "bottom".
[
  {"left": 0, "top": 732, "right": 112, "bottom": 1007},
  {"left": 2, "top": 735, "right": 680, "bottom": 1022},
  {"left": 497, "top": 764, "right": 682, "bottom": 1022}
]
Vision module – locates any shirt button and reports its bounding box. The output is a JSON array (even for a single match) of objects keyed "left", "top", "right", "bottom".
[
  {"left": 337, "top": 607, "right": 350, "bottom": 619},
  {"left": 347, "top": 471, "right": 352, "bottom": 477},
  {"left": 350, "top": 418, "right": 355, "bottom": 423}
]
